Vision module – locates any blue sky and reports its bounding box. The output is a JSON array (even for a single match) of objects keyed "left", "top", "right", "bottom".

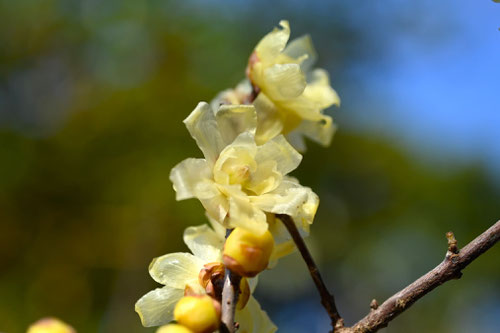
[{"left": 342, "top": 0, "right": 500, "bottom": 174}]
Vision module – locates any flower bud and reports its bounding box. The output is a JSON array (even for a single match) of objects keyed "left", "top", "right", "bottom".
[
  {"left": 157, "top": 324, "right": 194, "bottom": 333},
  {"left": 223, "top": 228, "right": 274, "bottom": 277},
  {"left": 27, "top": 318, "right": 75, "bottom": 333},
  {"left": 174, "top": 295, "right": 220, "bottom": 333}
]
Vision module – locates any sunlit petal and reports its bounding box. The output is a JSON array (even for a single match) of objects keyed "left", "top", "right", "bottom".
[
  {"left": 263, "top": 64, "right": 306, "bottom": 100},
  {"left": 135, "top": 287, "right": 184, "bottom": 327},
  {"left": 149, "top": 253, "right": 203, "bottom": 288},
  {"left": 183, "top": 102, "right": 225, "bottom": 165},
  {"left": 283, "top": 34, "right": 317, "bottom": 72},
  {"left": 215, "top": 104, "right": 257, "bottom": 144},
  {"left": 170, "top": 158, "right": 212, "bottom": 200},
  {"left": 183, "top": 224, "right": 224, "bottom": 263}
]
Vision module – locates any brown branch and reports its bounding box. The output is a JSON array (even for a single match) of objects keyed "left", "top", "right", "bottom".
[
  {"left": 277, "top": 214, "right": 343, "bottom": 331},
  {"left": 220, "top": 229, "right": 241, "bottom": 333},
  {"left": 338, "top": 220, "right": 500, "bottom": 333}
]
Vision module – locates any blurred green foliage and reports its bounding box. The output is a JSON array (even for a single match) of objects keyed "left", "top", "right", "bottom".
[{"left": 0, "top": 1, "right": 498, "bottom": 332}]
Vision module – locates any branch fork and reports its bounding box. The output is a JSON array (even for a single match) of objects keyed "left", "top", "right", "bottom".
[{"left": 281, "top": 217, "right": 500, "bottom": 333}]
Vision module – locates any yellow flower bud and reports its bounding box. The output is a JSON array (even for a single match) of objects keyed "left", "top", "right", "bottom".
[
  {"left": 27, "top": 318, "right": 75, "bottom": 333},
  {"left": 223, "top": 227, "right": 274, "bottom": 277},
  {"left": 156, "top": 324, "right": 194, "bottom": 333},
  {"left": 174, "top": 295, "right": 220, "bottom": 333}
]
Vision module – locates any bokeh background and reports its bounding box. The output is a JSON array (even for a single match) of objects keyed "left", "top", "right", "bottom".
[{"left": 1, "top": 0, "right": 499, "bottom": 332}]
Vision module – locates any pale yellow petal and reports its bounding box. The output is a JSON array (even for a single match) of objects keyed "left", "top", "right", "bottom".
[
  {"left": 255, "top": 20, "right": 290, "bottom": 65},
  {"left": 170, "top": 158, "right": 212, "bottom": 200},
  {"left": 251, "top": 179, "right": 319, "bottom": 235},
  {"left": 149, "top": 253, "right": 203, "bottom": 288},
  {"left": 215, "top": 104, "right": 257, "bottom": 144},
  {"left": 210, "top": 80, "right": 252, "bottom": 109},
  {"left": 296, "top": 115, "right": 336, "bottom": 147},
  {"left": 213, "top": 132, "right": 258, "bottom": 186},
  {"left": 283, "top": 34, "right": 317, "bottom": 72},
  {"left": 135, "top": 287, "right": 184, "bottom": 327},
  {"left": 205, "top": 212, "right": 228, "bottom": 238},
  {"left": 236, "top": 296, "right": 277, "bottom": 333},
  {"left": 248, "top": 276, "right": 259, "bottom": 293},
  {"left": 253, "top": 93, "right": 284, "bottom": 145},
  {"left": 227, "top": 191, "right": 268, "bottom": 235},
  {"left": 183, "top": 102, "right": 225, "bottom": 165},
  {"left": 263, "top": 63, "right": 306, "bottom": 100},
  {"left": 200, "top": 190, "right": 230, "bottom": 224},
  {"left": 303, "top": 68, "right": 340, "bottom": 108},
  {"left": 269, "top": 240, "right": 296, "bottom": 266},
  {"left": 255, "top": 135, "right": 302, "bottom": 176},
  {"left": 183, "top": 224, "right": 224, "bottom": 263},
  {"left": 285, "top": 130, "right": 307, "bottom": 152},
  {"left": 245, "top": 159, "right": 281, "bottom": 195}
]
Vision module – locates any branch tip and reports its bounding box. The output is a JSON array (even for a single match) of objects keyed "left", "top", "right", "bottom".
[
  {"left": 370, "top": 299, "right": 379, "bottom": 310},
  {"left": 446, "top": 231, "right": 459, "bottom": 254}
]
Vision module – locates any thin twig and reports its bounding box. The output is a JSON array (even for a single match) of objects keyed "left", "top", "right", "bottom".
[
  {"left": 338, "top": 220, "right": 500, "bottom": 333},
  {"left": 277, "top": 214, "right": 343, "bottom": 331},
  {"left": 220, "top": 229, "right": 241, "bottom": 333}
]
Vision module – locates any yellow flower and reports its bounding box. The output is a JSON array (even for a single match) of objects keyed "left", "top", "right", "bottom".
[
  {"left": 170, "top": 102, "right": 319, "bottom": 235},
  {"left": 247, "top": 20, "right": 340, "bottom": 150},
  {"left": 157, "top": 324, "right": 193, "bottom": 333},
  {"left": 27, "top": 318, "right": 75, "bottom": 333},
  {"left": 135, "top": 223, "right": 274, "bottom": 332}
]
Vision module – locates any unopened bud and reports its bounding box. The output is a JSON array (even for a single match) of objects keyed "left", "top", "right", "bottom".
[
  {"left": 223, "top": 228, "right": 274, "bottom": 277},
  {"left": 174, "top": 295, "right": 220, "bottom": 333},
  {"left": 27, "top": 318, "right": 75, "bottom": 333},
  {"left": 157, "top": 324, "right": 194, "bottom": 333}
]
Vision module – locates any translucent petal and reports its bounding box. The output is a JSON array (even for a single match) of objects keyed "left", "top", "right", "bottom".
[
  {"left": 245, "top": 159, "right": 281, "bottom": 195},
  {"left": 278, "top": 69, "right": 339, "bottom": 122},
  {"left": 302, "top": 69, "right": 340, "bottom": 108},
  {"left": 269, "top": 240, "right": 296, "bottom": 266},
  {"left": 283, "top": 34, "right": 317, "bottom": 72},
  {"left": 183, "top": 102, "right": 225, "bottom": 166},
  {"left": 183, "top": 224, "right": 224, "bottom": 263},
  {"left": 149, "top": 253, "right": 203, "bottom": 288},
  {"left": 205, "top": 212, "right": 228, "bottom": 238},
  {"left": 248, "top": 276, "right": 259, "bottom": 293},
  {"left": 255, "top": 20, "right": 290, "bottom": 65},
  {"left": 286, "top": 130, "right": 307, "bottom": 152},
  {"left": 200, "top": 190, "right": 230, "bottom": 224},
  {"left": 253, "top": 93, "right": 284, "bottom": 145},
  {"left": 227, "top": 191, "right": 268, "bottom": 235},
  {"left": 210, "top": 80, "right": 253, "bottom": 109},
  {"left": 170, "top": 158, "right": 212, "bottom": 200},
  {"left": 251, "top": 179, "right": 319, "bottom": 235},
  {"left": 263, "top": 64, "right": 306, "bottom": 100},
  {"left": 236, "top": 296, "right": 277, "bottom": 333},
  {"left": 296, "top": 115, "right": 336, "bottom": 147},
  {"left": 254, "top": 135, "right": 302, "bottom": 176},
  {"left": 135, "top": 287, "right": 184, "bottom": 327},
  {"left": 215, "top": 104, "right": 257, "bottom": 144}
]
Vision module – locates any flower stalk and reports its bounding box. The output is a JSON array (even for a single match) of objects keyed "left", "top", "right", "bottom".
[
  {"left": 277, "top": 214, "right": 343, "bottom": 331},
  {"left": 220, "top": 229, "right": 242, "bottom": 333}
]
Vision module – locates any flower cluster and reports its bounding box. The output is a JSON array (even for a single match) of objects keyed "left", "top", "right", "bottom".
[{"left": 136, "top": 20, "right": 339, "bottom": 332}]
